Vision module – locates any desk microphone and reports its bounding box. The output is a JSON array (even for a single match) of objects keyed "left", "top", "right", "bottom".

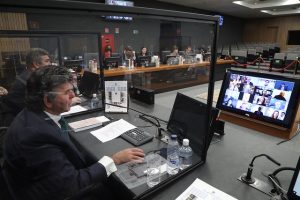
[
  {"left": 104, "top": 102, "right": 166, "bottom": 137},
  {"left": 241, "top": 154, "right": 281, "bottom": 184}
]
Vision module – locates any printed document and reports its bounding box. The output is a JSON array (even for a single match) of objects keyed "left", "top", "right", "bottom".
[
  {"left": 61, "top": 105, "right": 87, "bottom": 116},
  {"left": 175, "top": 178, "right": 238, "bottom": 200},
  {"left": 91, "top": 119, "right": 136, "bottom": 143}
]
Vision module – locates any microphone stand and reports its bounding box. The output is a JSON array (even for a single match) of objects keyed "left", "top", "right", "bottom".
[
  {"left": 238, "top": 154, "right": 281, "bottom": 196},
  {"left": 104, "top": 102, "right": 166, "bottom": 139}
]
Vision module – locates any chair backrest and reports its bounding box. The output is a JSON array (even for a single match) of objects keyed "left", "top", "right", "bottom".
[
  {"left": 286, "top": 53, "right": 298, "bottom": 61},
  {"left": 0, "top": 127, "right": 8, "bottom": 166},
  {"left": 221, "top": 50, "right": 229, "bottom": 56},
  {"left": 231, "top": 50, "right": 247, "bottom": 57},
  {"left": 0, "top": 127, "right": 15, "bottom": 200},
  {"left": 256, "top": 47, "right": 263, "bottom": 53},
  {"left": 247, "top": 49, "right": 256, "bottom": 55},
  {"left": 274, "top": 53, "right": 286, "bottom": 60}
]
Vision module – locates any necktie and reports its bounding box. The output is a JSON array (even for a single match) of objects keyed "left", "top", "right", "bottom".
[{"left": 58, "top": 117, "right": 70, "bottom": 141}]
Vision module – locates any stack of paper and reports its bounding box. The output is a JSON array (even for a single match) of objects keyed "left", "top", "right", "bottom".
[
  {"left": 176, "top": 178, "right": 238, "bottom": 200},
  {"left": 68, "top": 116, "right": 110, "bottom": 132}
]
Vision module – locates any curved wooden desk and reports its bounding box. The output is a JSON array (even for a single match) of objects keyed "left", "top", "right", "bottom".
[
  {"left": 80, "top": 59, "right": 234, "bottom": 93},
  {"left": 103, "top": 59, "right": 233, "bottom": 77}
]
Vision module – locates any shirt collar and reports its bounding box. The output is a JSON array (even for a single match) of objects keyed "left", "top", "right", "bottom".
[{"left": 44, "top": 111, "right": 62, "bottom": 128}]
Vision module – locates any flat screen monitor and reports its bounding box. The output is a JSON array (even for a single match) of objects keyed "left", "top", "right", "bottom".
[
  {"left": 111, "top": 52, "right": 120, "bottom": 57},
  {"left": 247, "top": 54, "right": 257, "bottom": 63},
  {"left": 216, "top": 70, "right": 300, "bottom": 129},
  {"left": 166, "top": 55, "right": 179, "bottom": 65},
  {"left": 167, "top": 93, "right": 219, "bottom": 157},
  {"left": 78, "top": 70, "right": 100, "bottom": 98},
  {"left": 287, "top": 156, "right": 300, "bottom": 200},
  {"left": 136, "top": 55, "right": 151, "bottom": 67},
  {"left": 161, "top": 50, "right": 171, "bottom": 64},
  {"left": 104, "top": 56, "right": 121, "bottom": 69}
]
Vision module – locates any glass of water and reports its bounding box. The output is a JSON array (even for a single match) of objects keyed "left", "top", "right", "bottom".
[{"left": 146, "top": 152, "right": 162, "bottom": 187}]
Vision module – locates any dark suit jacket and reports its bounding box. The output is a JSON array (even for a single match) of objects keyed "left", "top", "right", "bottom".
[
  {"left": 3, "top": 109, "right": 107, "bottom": 200},
  {"left": 0, "top": 70, "right": 31, "bottom": 127}
]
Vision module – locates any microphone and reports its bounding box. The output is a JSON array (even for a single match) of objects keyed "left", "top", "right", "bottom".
[
  {"left": 241, "top": 154, "right": 281, "bottom": 184},
  {"left": 139, "top": 114, "right": 164, "bottom": 138},
  {"left": 104, "top": 102, "right": 166, "bottom": 137}
]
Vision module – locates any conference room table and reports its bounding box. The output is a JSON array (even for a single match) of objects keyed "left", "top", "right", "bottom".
[{"left": 67, "top": 99, "right": 299, "bottom": 200}]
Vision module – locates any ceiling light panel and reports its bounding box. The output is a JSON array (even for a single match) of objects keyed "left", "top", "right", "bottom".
[{"left": 233, "top": 0, "right": 300, "bottom": 9}]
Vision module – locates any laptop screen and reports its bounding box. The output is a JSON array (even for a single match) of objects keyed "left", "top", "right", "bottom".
[
  {"left": 288, "top": 156, "right": 300, "bottom": 200},
  {"left": 167, "top": 93, "right": 219, "bottom": 157},
  {"left": 78, "top": 70, "right": 100, "bottom": 98}
]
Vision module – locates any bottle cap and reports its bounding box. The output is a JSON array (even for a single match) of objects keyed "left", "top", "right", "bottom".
[
  {"left": 92, "top": 93, "right": 97, "bottom": 98},
  {"left": 183, "top": 139, "right": 189, "bottom": 146}
]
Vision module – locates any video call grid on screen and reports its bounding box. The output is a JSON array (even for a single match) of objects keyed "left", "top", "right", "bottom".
[{"left": 222, "top": 73, "right": 295, "bottom": 121}]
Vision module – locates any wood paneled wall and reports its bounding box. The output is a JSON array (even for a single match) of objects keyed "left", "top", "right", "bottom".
[
  {"left": 0, "top": 12, "right": 29, "bottom": 78},
  {"left": 0, "top": 12, "right": 29, "bottom": 52},
  {"left": 0, "top": 12, "right": 28, "bottom": 30},
  {"left": 243, "top": 16, "right": 300, "bottom": 51}
]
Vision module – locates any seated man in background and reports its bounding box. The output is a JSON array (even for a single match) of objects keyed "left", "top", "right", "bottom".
[
  {"left": 184, "top": 46, "right": 192, "bottom": 55},
  {"left": 3, "top": 65, "right": 145, "bottom": 200},
  {"left": 123, "top": 46, "right": 136, "bottom": 61},
  {"left": 183, "top": 45, "right": 196, "bottom": 63},
  {"left": 0, "top": 48, "right": 51, "bottom": 127},
  {"left": 0, "top": 48, "right": 81, "bottom": 127}
]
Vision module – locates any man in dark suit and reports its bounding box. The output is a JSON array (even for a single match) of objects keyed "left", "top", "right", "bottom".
[
  {"left": 0, "top": 48, "right": 82, "bottom": 127},
  {"left": 0, "top": 48, "right": 51, "bottom": 127},
  {"left": 2, "top": 66, "right": 144, "bottom": 199}
]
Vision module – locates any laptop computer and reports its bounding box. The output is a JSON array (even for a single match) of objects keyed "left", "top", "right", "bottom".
[
  {"left": 78, "top": 70, "right": 100, "bottom": 98},
  {"left": 287, "top": 156, "right": 300, "bottom": 200},
  {"left": 166, "top": 92, "right": 219, "bottom": 158}
]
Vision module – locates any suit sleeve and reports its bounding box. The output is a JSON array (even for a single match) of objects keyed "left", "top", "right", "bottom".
[{"left": 22, "top": 142, "right": 108, "bottom": 199}]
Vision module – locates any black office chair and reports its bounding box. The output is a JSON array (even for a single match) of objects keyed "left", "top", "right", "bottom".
[
  {"left": 0, "top": 127, "right": 14, "bottom": 200},
  {"left": 270, "top": 53, "right": 285, "bottom": 72},
  {"left": 0, "top": 127, "right": 8, "bottom": 166},
  {"left": 285, "top": 53, "right": 298, "bottom": 73}
]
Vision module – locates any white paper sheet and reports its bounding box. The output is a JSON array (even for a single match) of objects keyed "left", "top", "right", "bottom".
[
  {"left": 175, "top": 178, "right": 238, "bottom": 200},
  {"left": 61, "top": 105, "right": 87, "bottom": 116},
  {"left": 90, "top": 119, "right": 136, "bottom": 143}
]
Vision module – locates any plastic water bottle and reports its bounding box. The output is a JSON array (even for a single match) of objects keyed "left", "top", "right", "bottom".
[
  {"left": 179, "top": 139, "right": 193, "bottom": 170},
  {"left": 90, "top": 93, "right": 99, "bottom": 109},
  {"left": 167, "top": 134, "right": 180, "bottom": 175}
]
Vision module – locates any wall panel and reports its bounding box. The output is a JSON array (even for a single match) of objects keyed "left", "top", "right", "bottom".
[{"left": 243, "top": 16, "right": 300, "bottom": 51}]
